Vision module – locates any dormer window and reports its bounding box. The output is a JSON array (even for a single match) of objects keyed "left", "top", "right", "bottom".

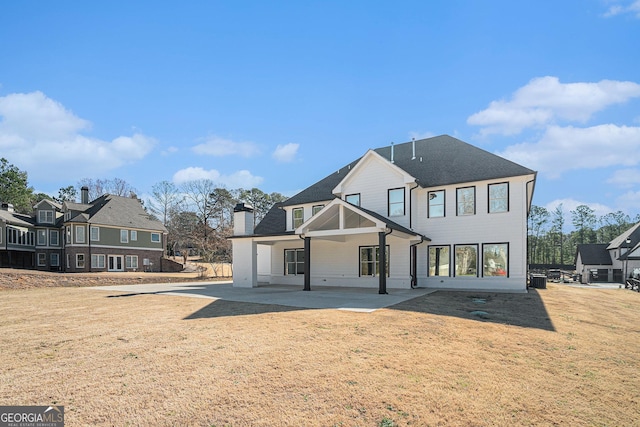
[
  {"left": 38, "top": 210, "right": 54, "bottom": 224},
  {"left": 292, "top": 208, "right": 304, "bottom": 229}
]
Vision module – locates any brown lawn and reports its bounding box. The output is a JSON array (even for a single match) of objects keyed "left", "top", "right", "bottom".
[{"left": 0, "top": 274, "right": 639, "bottom": 426}]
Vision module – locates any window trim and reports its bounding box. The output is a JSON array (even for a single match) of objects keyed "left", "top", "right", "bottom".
[
  {"left": 50, "top": 253, "right": 60, "bottom": 267},
  {"left": 454, "top": 244, "right": 479, "bottom": 277},
  {"left": 482, "top": 242, "right": 509, "bottom": 278},
  {"left": 428, "top": 245, "right": 451, "bottom": 277},
  {"left": 151, "top": 233, "right": 161, "bottom": 243},
  {"left": 125, "top": 255, "right": 139, "bottom": 269},
  {"left": 292, "top": 207, "right": 304, "bottom": 229},
  {"left": 284, "top": 248, "right": 305, "bottom": 275},
  {"left": 428, "top": 190, "right": 446, "bottom": 218},
  {"left": 312, "top": 204, "right": 324, "bottom": 216},
  {"left": 488, "top": 182, "right": 509, "bottom": 213},
  {"left": 75, "top": 225, "right": 86, "bottom": 244},
  {"left": 130, "top": 230, "right": 137, "bottom": 241},
  {"left": 345, "top": 193, "right": 361, "bottom": 206},
  {"left": 38, "top": 210, "right": 54, "bottom": 224},
  {"left": 37, "top": 229, "right": 47, "bottom": 246},
  {"left": 76, "top": 253, "right": 85, "bottom": 269},
  {"left": 359, "top": 245, "right": 390, "bottom": 277},
  {"left": 91, "top": 254, "right": 106, "bottom": 269},
  {"left": 37, "top": 253, "right": 47, "bottom": 266},
  {"left": 90, "top": 226, "right": 100, "bottom": 242},
  {"left": 456, "top": 186, "right": 476, "bottom": 216},
  {"left": 388, "top": 188, "right": 405, "bottom": 217},
  {"left": 120, "top": 229, "right": 129, "bottom": 243},
  {"left": 49, "top": 230, "right": 59, "bottom": 246}
]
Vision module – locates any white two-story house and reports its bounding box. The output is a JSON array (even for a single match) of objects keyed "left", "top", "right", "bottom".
[{"left": 231, "top": 135, "right": 536, "bottom": 292}]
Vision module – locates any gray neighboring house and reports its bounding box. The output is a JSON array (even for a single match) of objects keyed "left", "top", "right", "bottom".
[
  {"left": 575, "top": 222, "right": 640, "bottom": 283},
  {"left": 1, "top": 187, "right": 168, "bottom": 272},
  {"left": 62, "top": 188, "right": 168, "bottom": 272}
]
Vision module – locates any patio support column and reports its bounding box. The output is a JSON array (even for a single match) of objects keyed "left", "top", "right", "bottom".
[
  {"left": 378, "top": 232, "right": 387, "bottom": 294},
  {"left": 303, "top": 236, "right": 311, "bottom": 291}
]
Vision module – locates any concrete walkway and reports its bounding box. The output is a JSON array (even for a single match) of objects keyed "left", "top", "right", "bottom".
[{"left": 88, "top": 281, "right": 436, "bottom": 312}]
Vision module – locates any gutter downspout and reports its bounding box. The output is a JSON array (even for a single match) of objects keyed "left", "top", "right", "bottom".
[
  {"left": 410, "top": 236, "right": 427, "bottom": 289},
  {"left": 525, "top": 174, "right": 537, "bottom": 286},
  {"left": 409, "top": 180, "right": 419, "bottom": 230}
]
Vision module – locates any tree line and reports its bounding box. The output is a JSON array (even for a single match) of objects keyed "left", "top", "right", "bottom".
[
  {"left": 528, "top": 204, "right": 640, "bottom": 266},
  {"left": 0, "top": 157, "right": 287, "bottom": 264}
]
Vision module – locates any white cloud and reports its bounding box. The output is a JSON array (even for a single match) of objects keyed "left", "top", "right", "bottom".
[
  {"left": 172, "top": 167, "right": 263, "bottom": 188},
  {"left": 603, "top": 1, "right": 640, "bottom": 18},
  {"left": 272, "top": 143, "right": 299, "bottom": 163},
  {"left": 617, "top": 190, "right": 640, "bottom": 212},
  {"left": 497, "top": 124, "right": 640, "bottom": 178},
  {"left": 467, "top": 76, "right": 640, "bottom": 135},
  {"left": 606, "top": 168, "right": 640, "bottom": 188},
  {"left": 192, "top": 135, "right": 261, "bottom": 157},
  {"left": 0, "top": 91, "right": 155, "bottom": 179},
  {"left": 161, "top": 146, "right": 179, "bottom": 156}
]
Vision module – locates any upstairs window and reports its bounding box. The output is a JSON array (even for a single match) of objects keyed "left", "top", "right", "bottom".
[
  {"left": 90, "top": 226, "right": 100, "bottom": 241},
  {"left": 75, "top": 225, "right": 85, "bottom": 244},
  {"left": 345, "top": 193, "right": 360, "bottom": 206},
  {"left": 131, "top": 230, "right": 138, "bottom": 241},
  {"left": 37, "top": 230, "right": 47, "bottom": 246},
  {"left": 151, "top": 233, "right": 161, "bottom": 243},
  {"left": 457, "top": 186, "right": 475, "bottom": 216},
  {"left": 292, "top": 208, "right": 304, "bottom": 228},
  {"left": 38, "top": 210, "right": 54, "bottom": 224},
  {"left": 489, "top": 182, "right": 509, "bottom": 213},
  {"left": 120, "top": 229, "right": 128, "bottom": 243},
  {"left": 312, "top": 205, "right": 324, "bottom": 216},
  {"left": 50, "top": 230, "right": 59, "bottom": 246},
  {"left": 428, "top": 190, "right": 445, "bottom": 218},
  {"left": 388, "top": 188, "right": 405, "bottom": 216}
]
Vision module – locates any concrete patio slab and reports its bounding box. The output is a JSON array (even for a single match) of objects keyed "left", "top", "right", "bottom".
[{"left": 88, "top": 281, "right": 436, "bottom": 312}]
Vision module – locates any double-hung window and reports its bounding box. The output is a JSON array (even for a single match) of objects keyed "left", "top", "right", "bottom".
[
  {"left": 38, "top": 253, "right": 46, "bottom": 266},
  {"left": 292, "top": 208, "right": 304, "bottom": 229},
  {"left": 76, "top": 254, "right": 85, "bottom": 269},
  {"left": 49, "top": 230, "right": 59, "bottom": 246},
  {"left": 359, "top": 245, "right": 390, "bottom": 277},
  {"left": 50, "top": 253, "right": 60, "bottom": 267},
  {"left": 91, "top": 254, "right": 106, "bottom": 269},
  {"left": 90, "top": 226, "right": 100, "bottom": 241},
  {"left": 284, "top": 248, "right": 305, "bottom": 275},
  {"left": 37, "top": 230, "right": 47, "bottom": 246},
  {"left": 39, "top": 210, "right": 54, "bottom": 224},
  {"left": 457, "top": 186, "right": 475, "bottom": 216},
  {"left": 428, "top": 190, "right": 445, "bottom": 218},
  {"left": 75, "top": 226, "right": 85, "bottom": 243},
  {"left": 488, "top": 183, "right": 509, "bottom": 213},
  {"left": 388, "top": 188, "right": 405, "bottom": 216},
  {"left": 120, "top": 229, "right": 129, "bottom": 243}
]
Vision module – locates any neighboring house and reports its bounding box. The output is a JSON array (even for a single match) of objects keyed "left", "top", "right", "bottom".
[
  {"left": 1, "top": 187, "right": 168, "bottom": 272},
  {"left": 576, "top": 222, "right": 640, "bottom": 283},
  {"left": 0, "top": 203, "right": 37, "bottom": 269},
  {"left": 231, "top": 135, "right": 537, "bottom": 292}
]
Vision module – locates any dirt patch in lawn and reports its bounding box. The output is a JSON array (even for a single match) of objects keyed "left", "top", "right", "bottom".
[
  {"left": 0, "top": 280, "right": 639, "bottom": 426},
  {"left": 0, "top": 267, "right": 219, "bottom": 290}
]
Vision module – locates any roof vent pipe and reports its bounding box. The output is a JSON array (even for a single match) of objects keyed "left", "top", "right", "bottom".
[
  {"left": 390, "top": 142, "right": 395, "bottom": 163},
  {"left": 412, "top": 137, "right": 416, "bottom": 160}
]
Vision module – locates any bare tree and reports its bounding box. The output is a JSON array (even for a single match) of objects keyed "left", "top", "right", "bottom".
[
  {"left": 147, "top": 181, "right": 183, "bottom": 226},
  {"left": 78, "top": 178, "right": 138, "bottom": 201}
]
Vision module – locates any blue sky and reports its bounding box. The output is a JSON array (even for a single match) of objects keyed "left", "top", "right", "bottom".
[{"left": 1, "top": 1, "right": 639, "bottom": 224}]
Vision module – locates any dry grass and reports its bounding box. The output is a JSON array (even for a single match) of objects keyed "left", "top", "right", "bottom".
[{"left": 0, "top": 279, "right": 639, "bottom": 426}]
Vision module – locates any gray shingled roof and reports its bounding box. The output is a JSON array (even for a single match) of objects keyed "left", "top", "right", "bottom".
[
  {"left": 576, "top": 244, "right": 612, "bottom": 265},
  {"left": 0, "top": 209, "right": 34, "bottom": 228},
  {"left": 69, "top": 195, "right": 167, "bottom": 232},
  {"left": 254, "top": 135, "right": 534, "bottom": 237},
  {"left": 282, "top": 134, "right": 534, "bottom": 207}
]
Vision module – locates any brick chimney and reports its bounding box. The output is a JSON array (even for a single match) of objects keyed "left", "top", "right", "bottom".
[{"left": 233, "top": 203, "right": 254, "bottom": 236}]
